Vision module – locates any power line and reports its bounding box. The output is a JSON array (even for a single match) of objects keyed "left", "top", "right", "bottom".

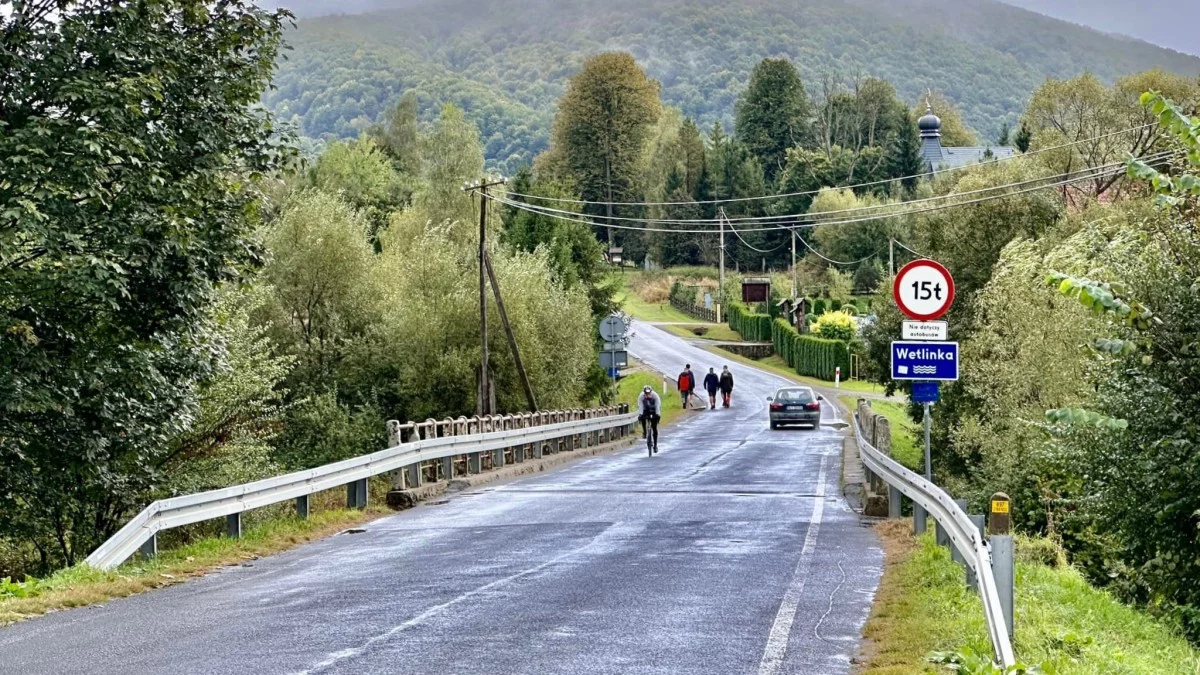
[
  {"left": 891, "top": 239, "right": 926, "bottom": 258},
  {"left": 723, "top": 212, "right": 788, "bottom": 253},
  {"left": 795, "top": 233, "right": 883, "bottom": 266},
  {"left": 504, "top": 123, "right": 1157, "bottom": 208},
  {"left": 484, "top": 154, "right": 1165, "bottom": 235},
  {"left": 494, "top": 153, "right": 1166, "bottom": 227}
]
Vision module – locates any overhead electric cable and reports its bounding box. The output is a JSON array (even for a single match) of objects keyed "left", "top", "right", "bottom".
[
  {"left": 504, "top": 123, "right": 1157, "bottom": 208},
  {"left": 494, "top": 153, "right": 1168, "bottom": 227},
  {"left": 483, "top": 154, "right": 1168, "bottom": 235},
  {"left": 794, "top": 233, "right": 883, "bottom": 266}
]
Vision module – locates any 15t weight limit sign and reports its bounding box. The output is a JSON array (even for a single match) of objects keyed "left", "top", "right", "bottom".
[{"left": 893, "top": 259, "right": 955, "bottom": 321}]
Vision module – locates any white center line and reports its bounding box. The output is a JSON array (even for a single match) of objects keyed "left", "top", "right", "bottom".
[{"left": 756, "top": 453, "right": 828, "bottom": 675}]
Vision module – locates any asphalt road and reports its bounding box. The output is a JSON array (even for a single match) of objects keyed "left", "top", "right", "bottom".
[{"left": 1, "top": 321, "right": 882, "bottom": 675}]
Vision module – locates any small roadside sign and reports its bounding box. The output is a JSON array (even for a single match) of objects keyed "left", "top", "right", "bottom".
[
  {"left": 894, "top": 259, "right": 955, "bottom": 321},
  {"left": 891, "top": 341, "right": 959, "bottom": 381},
  {"left": 911, "top": 381, "right": 940, "bottom": 403},
  {"left": 599, "top": 350, "right": 628, "bottom": 369},
  {"left": 902, "top": 320, "right": 948, "bottom": 341},
  {"left": 602, "top": 341, "right": 627, "bottom": 352}
]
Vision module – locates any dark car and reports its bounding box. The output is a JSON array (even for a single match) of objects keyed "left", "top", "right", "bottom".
[{"left": 767, "top": 387, "right": 823, "bottom": 429}]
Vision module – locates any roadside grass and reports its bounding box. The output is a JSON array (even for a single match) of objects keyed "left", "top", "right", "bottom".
[
  {"left": 0, "top": 490, "right": 390, "bottom": 626},
  {"left": 708, "top": 347, "right": 887, "bottom": 396},
  {"left": 616, "top": 283, "right": 698, "bottom": 323},
  {"left": 615, "top": 367, "right": 686, "bottom": 428},
  {"left": 661, "top": 323, "right": 742, "bottom": 342},
  {"left": 840, "top": 395, "right": 921, "bottom": 470},
  {"left": 860, "top": 521, "right": 1200, "bottom": 674}
]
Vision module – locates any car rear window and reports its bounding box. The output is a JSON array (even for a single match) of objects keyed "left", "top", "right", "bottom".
[{"left": 776, "top": 389, "right": 814, "bottom": 403}]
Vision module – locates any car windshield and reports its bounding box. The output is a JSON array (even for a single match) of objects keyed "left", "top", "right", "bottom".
[{"left": 775, "top": 388, "right": 814, "bottom": 403}]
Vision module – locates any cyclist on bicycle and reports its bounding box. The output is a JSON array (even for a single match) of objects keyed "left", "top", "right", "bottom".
[{"left": 638, "top": 385, "right": 661, "bottom": 453}]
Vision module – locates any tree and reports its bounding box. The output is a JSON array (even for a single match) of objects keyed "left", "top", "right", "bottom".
[
  {"left": 913, "top": 92, "right": 978, "bottom": 147},
  {"left": 736, "top": 58, "right": 812, "bottom": 182},
  {"left": 1021, "top": 70, "right": 1198, "bottom": 199},
  {"left": 309, "top": 137, "right": 406, "bottom": 238},
  {"left": 810, "top": 188, "right": 908, "bottom": 269},
  {"left": 0, "top": 0, "right": 295, "bottom": 570},
  {"left": 501, "top": 169, "right": 615, "bottom": 317},
  {"left": 1014, "top": 122, "right": 1033, "bottom": 153},
  {"left": 542, "top": 52, "right": 661, "bottom": 245},
  {"left": 888, "top": 110, "right": 925, "bottom": 193},
  {"left": 997, "top": 121, "right": 1012, "bottom": 146},
  {"left": 368, "top": 90, "right": 422, "bottom": 180}
]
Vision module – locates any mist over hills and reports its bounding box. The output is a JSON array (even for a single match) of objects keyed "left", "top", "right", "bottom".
[{"left": 262, "top": 0, "right": 1200, "bottom": 170}]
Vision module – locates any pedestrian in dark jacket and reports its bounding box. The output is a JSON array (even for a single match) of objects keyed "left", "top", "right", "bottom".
[
  {"left": 677, "top": 364, "right": 696, "bottom": 408},
  {"left": 719, "top": 366, "right": 734, "bottom": 408},
  {"left": 703, "top": 368, "right": 720, "bottom": 409}
]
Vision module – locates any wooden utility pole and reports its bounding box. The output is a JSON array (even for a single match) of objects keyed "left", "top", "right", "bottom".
[
  {"left": 466, "top": 176, "right": 508, "bottom": 416},
  {"left": 718, "top": 208, "right": 726, "bottom": 304},
  {"left": 483, "top": 249, "right": 538, "bottom": 411},
  {"left": 791, "top": 227, "right": 797, "bottom": 299}
]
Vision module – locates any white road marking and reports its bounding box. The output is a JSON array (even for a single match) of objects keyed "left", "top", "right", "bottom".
[
  {"left": 294, "top": 522, "right": 641, "bottom": 674},
  {"left": 756, "top": 453, "right": 828, "bottom": 675}
]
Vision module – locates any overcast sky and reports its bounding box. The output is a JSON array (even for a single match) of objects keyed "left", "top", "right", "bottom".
[{"left": 999, "top": 0, "right": 1199, "bottom": 56}]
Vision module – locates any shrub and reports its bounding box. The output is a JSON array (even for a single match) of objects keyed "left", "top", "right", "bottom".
[
  {"left": 772, "top": 319, "right": 851, "bottom": 381},
  {"left": 812, "top": 310, "right": 857, "bottom": 342},
  {"left": 726, "top": 302, "right": 772, "bottom": 341}
]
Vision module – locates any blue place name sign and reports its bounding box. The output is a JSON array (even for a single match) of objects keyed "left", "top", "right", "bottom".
[{"left": 891, "top": 341, "right": 959, "bottom": 381}]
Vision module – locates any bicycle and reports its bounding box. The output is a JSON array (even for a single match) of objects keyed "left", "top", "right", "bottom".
[{"left": 640, "top": 414, "right": 659, "bottom": 457}]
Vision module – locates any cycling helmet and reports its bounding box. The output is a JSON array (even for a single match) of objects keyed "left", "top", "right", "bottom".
[{"left": 643, "top": 385, "right": 652, "bottom": 393}]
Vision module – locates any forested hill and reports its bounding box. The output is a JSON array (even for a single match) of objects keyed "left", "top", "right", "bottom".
[{"left": 264, "top": 0, "right": 1200, "bottom": 170}]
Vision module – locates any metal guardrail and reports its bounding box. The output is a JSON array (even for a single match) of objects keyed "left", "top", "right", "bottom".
[
  {"left": 853, "top": 409, "right": 1016, "bottom": 668},
  {"left": 86, "top": 407, "right": 637, "bottom": 570}
]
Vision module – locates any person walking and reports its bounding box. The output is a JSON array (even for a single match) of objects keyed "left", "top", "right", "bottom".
[
  {"left": 703, "top": 367, "right": 720, "bottom": 409},
  {"left": 719, "top": 366, "right": 734, "bottom": 408},
  {"left": 677, "top": 364, "right": 696, "bottom": 408}
]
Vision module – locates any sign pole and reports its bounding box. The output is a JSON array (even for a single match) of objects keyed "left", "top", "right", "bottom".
[{"left": 913, "top": 401, "right": 932, "bottom": 533}]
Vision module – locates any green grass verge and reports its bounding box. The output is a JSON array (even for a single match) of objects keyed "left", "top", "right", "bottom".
[
  {"left": 840, "top": 395, "right": 921, "bottom": 470},
  {"left": 860, "top": 522, "right": 1200, "bottom": 674},
  {"left": 614, "top": 282, "right": 699, "bottom": 323},
  {"left": 661, "top": 323, "right": 743, "bottom": 342},
  {"left": 0, "top": 499, "right": 387, "bottom": 625},
  {"left": 708, "top": 347, "right": 887, "bottom": 396},
  {"left": 615, "top": 368, "right": 686, "bottom": 428}
]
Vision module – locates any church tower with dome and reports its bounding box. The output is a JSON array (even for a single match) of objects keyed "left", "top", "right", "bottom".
[{"left": 917, "top": 100, "right": 1015, "bottom": 172}]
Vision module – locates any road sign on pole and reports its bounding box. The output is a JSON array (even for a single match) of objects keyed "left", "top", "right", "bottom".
[
  {"left": 902, "top": 320, "right": 948, "bottom": 341},
  {"left": 891, "top": 341, "right": 959, "bottom": 381},
  {"left": 894, "top": 259, "right": 955, "bottom": 321},
  {"left": 599, "top": 314, "right": 627, "bottom": 342},
  {"left": 911, "top": 381, "right": 940, "bottom": 403}
]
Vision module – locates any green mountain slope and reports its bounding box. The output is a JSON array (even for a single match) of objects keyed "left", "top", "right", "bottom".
[{"left": 265, "top": 0, "right": 1200, "bottom": 170}]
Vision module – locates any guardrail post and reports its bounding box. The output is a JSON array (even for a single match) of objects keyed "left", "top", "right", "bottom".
[
  {"left": 295, "top": 495, "right": 310, "bottom": 519},
  {"left": 935, "top": 517, "right": 950, "bottom": 548},
  {"left": 226, "top": 513, "right": 242, "bottom": 539},
  {"left": 949, "top": 498, "right": 968, "bottom": 565},
  {"left": 347, "top": 478, "right": 368, "bottom": 509},
  {"left": 966, "top": 514, "right": 985, "bottom": 589},
  {"left": 914, "top": 504, "right": 928, "bottom": 534},
  {"left": 441, "top": 455, "right": 454, "bottom": 480},
  {"left": 888, "top": 485, "right": 902, "bottom": 519},
  {"left": 469, "top": 451, "right": 482, "bottom": 473},
  {"left": 139, "top": 533, "right": 157, "bottom": 560}
]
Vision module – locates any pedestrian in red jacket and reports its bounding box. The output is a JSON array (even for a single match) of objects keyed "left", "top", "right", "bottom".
[{"left": 677, "top": 364, "right": 696, "bottom": 408}]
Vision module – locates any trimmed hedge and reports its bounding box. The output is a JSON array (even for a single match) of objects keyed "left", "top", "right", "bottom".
[
  {"left": 727, "top": 301, "right": 772, "bottom": 341},
  {"left": 772, "top": 319, "right": 851, "bottom": 381}
]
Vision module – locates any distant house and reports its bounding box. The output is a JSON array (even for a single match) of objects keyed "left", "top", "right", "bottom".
[{"left": 918, "top": 104, "right": 1014, "bottom": 172}]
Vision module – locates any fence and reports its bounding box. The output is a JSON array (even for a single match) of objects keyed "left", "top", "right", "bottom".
[
  {"left": 668, "top": 295, "right": 718, "bottom": 323},
  {"left": 85, "top": 405, "right": 637, "bottom": 571},
  {"left": 854, "top": 400, "right": 1016, "bottom": 668}
]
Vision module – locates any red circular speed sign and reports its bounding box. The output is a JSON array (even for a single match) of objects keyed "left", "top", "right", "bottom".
[{"left": 893, "top": 259, "right": 955, "bottom": 320}]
